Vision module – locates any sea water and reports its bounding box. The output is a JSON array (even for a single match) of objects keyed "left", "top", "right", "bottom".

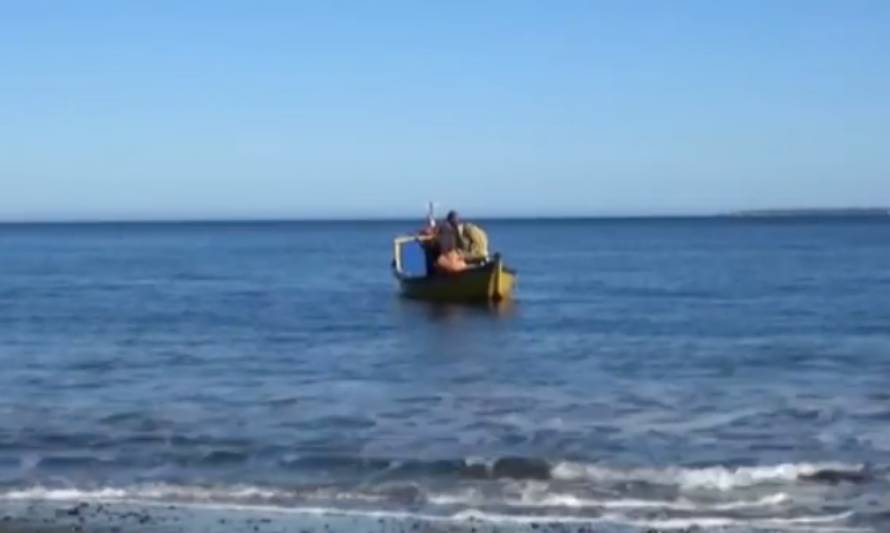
[{"left": 1, "top": 218, "right": 888, "bottom": 531}]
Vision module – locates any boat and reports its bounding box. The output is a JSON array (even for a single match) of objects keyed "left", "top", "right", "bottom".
[{"left": 391, "top": 234, "right": 517, "bottom": 303}]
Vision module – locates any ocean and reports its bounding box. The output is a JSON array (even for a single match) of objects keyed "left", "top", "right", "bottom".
[{"left": 1, "top": 217, "right": 888, "bottom": 532}]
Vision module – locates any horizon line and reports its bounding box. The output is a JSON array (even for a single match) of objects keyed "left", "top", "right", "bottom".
[
  {"left": 1, "top": 207, "right": 888, "bottom": 226},
  {"left": 0, "top": 214, "right": 722, "bottom": 225}
]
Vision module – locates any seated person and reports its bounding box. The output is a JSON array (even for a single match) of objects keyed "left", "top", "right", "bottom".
[
  {"left": 434, "top": 224, "right": 468, "bottom": 273},
  {"left": 446, "top": 211, "right": 489, "bottom": 262},
  {"left": 416, "top": 220, "right": 439, "bottom": 275}
]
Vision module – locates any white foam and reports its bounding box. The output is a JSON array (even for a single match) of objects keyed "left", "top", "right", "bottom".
[
  {"left": 776, "top": 512, "right": 857, "bottom": 525},
  {"left": 1, "top": 487, "right": 130, "bottom": 500},
  {"left": 0, "top": 483, "right": 393, "bottom": 506},
  {"left": 551, "top": 461, "right": 864, "bottom": 490},
  {"left": 0, "top": 485, "right": 280, "bottom": 502},
  {"left": 426, "top": 489, "right": 481, "bottom": 506},
  {"left": 463, "top": 456, "right": 495, "bottom": 469},
  {"left": 451, "top": 509, "right": 860, "bottom": 531},
  {"left": 511, "top": 491, "right": 790, "bottom": 511},
  {"left": 617, "top": 511, "right": 860, "bottom": 531},
  {"left": 0, "top": 487, "right": 862, "bottom": 532},
  {"left": 428, "top": 487, "right": 789, "bottom": 511}
]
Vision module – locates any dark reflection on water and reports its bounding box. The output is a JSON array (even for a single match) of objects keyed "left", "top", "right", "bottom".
[{"left": 396, "top": 298, "right": 518, "bottom": 322}]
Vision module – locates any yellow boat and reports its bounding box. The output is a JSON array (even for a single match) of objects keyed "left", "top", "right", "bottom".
[{"left": 392, "top": 235, "right": 516, "bottom": 303}]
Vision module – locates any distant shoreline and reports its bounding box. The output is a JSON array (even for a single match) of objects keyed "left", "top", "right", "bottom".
[{"left": 728, "top": 207, "right": 890, "bottom": 217}]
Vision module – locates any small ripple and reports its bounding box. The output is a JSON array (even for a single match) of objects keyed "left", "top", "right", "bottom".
[
  {"left": 198, "top": 450, "right": 250, "bottom": 466},
  {"left": 299, "top": 416, "right": 377, "bottom": 431},
  {"left": 263, "top": 396, "right": 300, "bottom": 408}
]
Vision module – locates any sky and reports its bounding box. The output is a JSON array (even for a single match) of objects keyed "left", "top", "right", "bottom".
[{"left": 2, "top": 1, "right": 889, "bottom": 221}]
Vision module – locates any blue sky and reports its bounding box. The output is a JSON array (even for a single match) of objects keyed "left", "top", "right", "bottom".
[{"left": 2, "top": 1, "right": 889, "bottom": 220}]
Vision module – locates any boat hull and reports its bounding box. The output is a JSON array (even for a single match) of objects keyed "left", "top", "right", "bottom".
[{"left": 396, "top": 259, "right": 516, "bottom": 303}]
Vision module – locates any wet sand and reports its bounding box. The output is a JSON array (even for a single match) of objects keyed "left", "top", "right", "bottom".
[{"left": 0, "top": 500, "right": 635, "bottom": 533}]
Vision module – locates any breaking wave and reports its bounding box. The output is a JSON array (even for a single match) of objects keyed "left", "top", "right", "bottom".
[
  {"left": 18, "top": 451, "right": 872, "bottom": 488},
  {"left": 0, "top": 483, "right": 793, "bottom": 512},
  {"left": 428, "top": 489, "right": 791, "bottom": 511},
  {"left": 550, "top": 461, "right": 870, "bottom": 490},
  {"left": 0, "top": 484, "right": 863, "bottom": 532},
  {"left": 278, "top": 455, "right": 871, "bottom": 487},
  {"left": 1, "top": 459, "right": 875, "bottom": 531}
]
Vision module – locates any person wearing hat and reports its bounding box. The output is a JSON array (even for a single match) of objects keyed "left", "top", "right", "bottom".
[{"left": 446, "top": 210, "right": 489, "bottom": 263}]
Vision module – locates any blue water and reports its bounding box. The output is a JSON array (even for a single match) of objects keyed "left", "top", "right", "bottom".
[{"left": 1, "top": 218, "right": 889, "bottom": 531}]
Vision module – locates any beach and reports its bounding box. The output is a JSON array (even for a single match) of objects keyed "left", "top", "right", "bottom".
[{"left": 0, "top": 499, "right": 638, "bottom": 533}]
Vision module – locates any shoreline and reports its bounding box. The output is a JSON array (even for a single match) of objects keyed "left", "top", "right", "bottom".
[
  {"left": 0, "top": 498, "right": 763, "bottom": 533},
  {"left": 1, "top": 497, "right": 872, "bottom": 533}
]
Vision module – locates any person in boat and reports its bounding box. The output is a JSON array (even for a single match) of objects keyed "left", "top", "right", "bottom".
[
  {"left": 434, "top": 222, "right": 468, "bottom": 273},
  {"left": 414, "top": 215, "right": 440, "bottom": 275},
  {"left": 445, "top": 211, "right": 489, "bottom": 263}
]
